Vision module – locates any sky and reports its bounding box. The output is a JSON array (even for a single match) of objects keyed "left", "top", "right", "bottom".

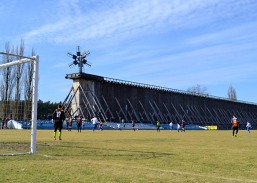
[{"left": 0, "top": 0, "right": 257, "bottom": 103}]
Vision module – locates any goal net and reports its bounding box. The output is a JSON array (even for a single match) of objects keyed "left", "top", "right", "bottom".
[{"left": 0, "top": 52, "right": 38, "bottom": 156}]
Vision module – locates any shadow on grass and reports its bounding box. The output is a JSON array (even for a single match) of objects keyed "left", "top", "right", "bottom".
[
  {"left": 38, "top": 142, "right": 175, "bottom": 160},
  {"left": 0, "top": 142, "right": 30, "bottom": 150}
]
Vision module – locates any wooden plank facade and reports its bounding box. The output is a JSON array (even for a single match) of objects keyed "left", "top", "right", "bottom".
[{"left": 64, "top": 72, "right": 257, "bottom": 130}]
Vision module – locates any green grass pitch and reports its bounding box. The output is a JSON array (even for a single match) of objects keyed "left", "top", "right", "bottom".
[{"left": 0, "top": 129, "right": 257, "bottom": 183}]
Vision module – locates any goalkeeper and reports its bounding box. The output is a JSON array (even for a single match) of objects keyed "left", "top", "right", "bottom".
[{"left": 52, "top": 104, "right": 66, "bottom": 140}]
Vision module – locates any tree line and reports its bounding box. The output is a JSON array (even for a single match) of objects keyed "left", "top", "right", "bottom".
[
  {"left": 0, "top": 40, "right": 37, "bottom": 121},
  {"left": 0, "top": 40, "right": 62, "bottom": 121},
  {"left": 37, "top": 100, "right": 62, "bottom": 120},
  {"left": 187, "top": 84, "right": 237, "bottom": 100}
]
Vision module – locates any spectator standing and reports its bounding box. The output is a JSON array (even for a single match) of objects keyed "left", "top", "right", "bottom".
[
  {"left": 169, "top": 122, "right": 173, "bottom": 130},
  {"left": 66, "top": 118, "right": 70, "bottom": 130},
  {"left": 68, "top": 117, "right": 73, "bottom": 131},
  {"left": 177, "top": 122, "right": 181, "bottom": 132},
  {"left": 117, "top": 122, "right": 121, "bottom": 130},
  {"left": 1, "top": 118, "right": 4, "bottom": 129},
  {"left": 122, "top": 119, "right": 125, "bottom": 128},
  {"left": 131, "top": 120, "right": 136, "bottom": 131},
  {"left": 99, "top": 120, "right": 103, "bottom": 131},
  {"left": 4, "top": 118, "right": 9, "bottom": 129},
  {"left": 181, "top": 120, "right": 186, "bottom": 132}
]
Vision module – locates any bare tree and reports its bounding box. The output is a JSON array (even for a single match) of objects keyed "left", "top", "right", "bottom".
[
  {"left": 0, "top": 41, "right": 36, "bottom": 122},
  {"left": 228, "top": 84, "right": 237, "bottom": 101},
  {"left": 13, "top": 39, "right": 25, "bottom": 120},
  {"left": 23, "top": 48, "right": 35, "bottom": 121},
  {"left": 0, "top": 42, "right": 15, "bottom": 120},
  {"left": 187, "top": 84, "right": 209, "bottom": 95}
]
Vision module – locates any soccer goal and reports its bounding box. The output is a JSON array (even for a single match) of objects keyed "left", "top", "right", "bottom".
[{"left": 0, "top": 52, "right": 39, "bottom": 156}]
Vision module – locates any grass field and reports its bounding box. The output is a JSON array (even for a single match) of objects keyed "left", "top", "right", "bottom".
[{"left": 0, "top": 129, "right": 257, "bottom": 183}]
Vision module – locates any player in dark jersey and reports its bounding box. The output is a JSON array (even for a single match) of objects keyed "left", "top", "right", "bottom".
[
  {"left": 77, "top": 115, "right": 82, "bottom": 133},
  {"left": 52, "top": 104, "right": 65, "bottom": 140},
  {"left": 181, "top": 120, "right": 186, "bottom": 132},
  {"left": 132, "top": 120, "right": 135, "bottom": 131},
  {"left": 231, "top": 115, "right": 239, "bottom": 137}
]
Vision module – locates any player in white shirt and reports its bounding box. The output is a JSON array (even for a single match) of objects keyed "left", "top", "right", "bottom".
[{"left": 91, "top": 116, "right": 98, "bottom": 132}]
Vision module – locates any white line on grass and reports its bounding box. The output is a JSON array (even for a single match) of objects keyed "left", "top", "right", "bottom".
[{"left": 88, "top": 161, "right": 257, "bottom": 183}]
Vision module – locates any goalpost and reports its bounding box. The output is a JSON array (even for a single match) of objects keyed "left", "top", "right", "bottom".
[{"left": 0, "top": 52, "right": 39, "bottom": 155}]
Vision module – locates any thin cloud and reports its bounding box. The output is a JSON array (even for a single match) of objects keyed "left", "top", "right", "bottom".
[
  {"left": 109, "top": 37, "right": 257, "bottom": 87},
  {"left": 2, "top": 0, "right": 257, "bottom": 102},
  {"left": 186, "top": 22, "right": 257, "bottom": 46},
  {"left": 21, "top": 0, "right": 243, "bottom": 44}
]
